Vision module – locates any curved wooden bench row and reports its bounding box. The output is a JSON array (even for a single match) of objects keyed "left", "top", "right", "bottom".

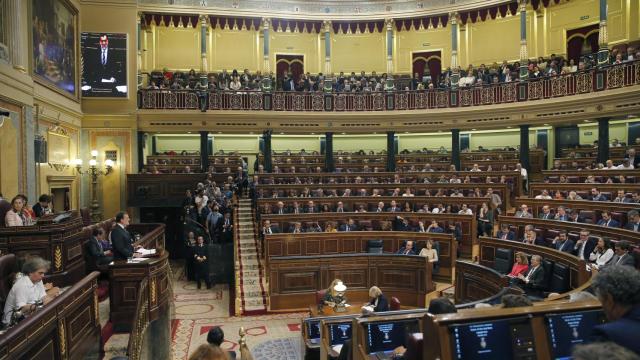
[
  {"left": 0, "top": 271, "right": 100, "bottom": 359},
  {"left": 497, "top": 215, "right": 640, "bottom": 245},
  {"left": 541, "top": 169, "right": 639, "bottom": 182},
  {"left": 529, "top": 182, "right": 640, "bottom": 198},
  {"left": 514, "top": 198, "right": 639, "bottom": 228},
  {"left": 257, "top": 196, "right": 505, "bottom": 215},
  {"left": 255, "top": 183, "right": 511, "bottom": 207},
  {"left": 0, "top": 210, "right": 86, "bottom": 286},
  {"left": 256, "top": 170, "right": 523, "bottom": 196},
  {"left": 264, "top": 231, "right": 455, "bottom": 282},
  {"left": 268, "top": 253, "right": 434, "bottom": 311},
  {"left": 260, "top": 212, "right": 476, "bottom": 258}
]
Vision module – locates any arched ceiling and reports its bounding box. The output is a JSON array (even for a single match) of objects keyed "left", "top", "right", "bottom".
[{"left": 137, "top": 0, "right": 511, "bottom": 20}]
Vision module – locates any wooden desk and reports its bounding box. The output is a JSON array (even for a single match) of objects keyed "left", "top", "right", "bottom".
[
  {"left": 309, "top": 304, "right": 363, "bottom": 317},
  {"left": 0, "top": 272, "right": 100, "bottom": 360},
  {"left": 0, "top": 211, "right": 86, "bottom": 286},
  {"left": 269, "top": 254, "right": 433, "bottom": 311},
  {"left": 109, "top": 251, "right": 171, "bottom": 332}
]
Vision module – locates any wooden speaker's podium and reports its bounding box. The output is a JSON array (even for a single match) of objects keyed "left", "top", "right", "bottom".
[{"left": 108, "top": 223, "right": 172, "bottom": 359}]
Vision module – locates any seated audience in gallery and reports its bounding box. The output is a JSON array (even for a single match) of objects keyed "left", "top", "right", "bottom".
[
  {"left": 32, "top": 194, "right": 52, "bottom": 218},
  {"left": 2, "top": 257, "right": 60, "bottom": 328},
  {"left": 590, "top": 265, "right": 640, "bottom": 354}
]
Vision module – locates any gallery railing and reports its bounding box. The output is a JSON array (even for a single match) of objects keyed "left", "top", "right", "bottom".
[{"left": 138, "top": 61, "right": 640, "bottom": 111}]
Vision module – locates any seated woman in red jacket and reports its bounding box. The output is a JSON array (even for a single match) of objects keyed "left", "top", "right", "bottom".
[{"left": 508, "top": 252, "right": 529, "bottom": 277}]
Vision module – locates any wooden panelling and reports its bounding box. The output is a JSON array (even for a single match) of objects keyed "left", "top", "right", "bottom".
[{"left": 268, "top": 254, "right": 433, "bottom": 310}]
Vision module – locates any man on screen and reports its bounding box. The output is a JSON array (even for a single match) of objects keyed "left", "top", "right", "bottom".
[{"left": 82, "top": 33, "right": 126, "bottom": 96}]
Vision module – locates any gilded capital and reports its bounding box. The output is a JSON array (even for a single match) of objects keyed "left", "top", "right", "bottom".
[
  {"left": 385, "top": 18, "right": 394, "bottom": 31},
  {"left": 519, "top": 0, "right": 527, "bottom": 11},
  {"left": 450, "top": 12, "right": 458, "bottom": 26},
  {"left": 262, "top": 17, "right": 271, "bottom": 30},
  {"left": 323, "top": 20, "right": 332, "bottom": 33}
]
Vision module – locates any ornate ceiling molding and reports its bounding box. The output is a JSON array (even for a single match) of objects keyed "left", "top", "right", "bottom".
[{"left": 137, "top": 0, "right": 511, "bottom": 20}]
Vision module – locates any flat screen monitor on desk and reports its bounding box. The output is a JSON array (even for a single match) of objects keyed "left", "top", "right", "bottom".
[
  {"left": 546, "top": 309, "right": 606, "bottom": 360},
  {"left": 329, "top": 323, "right": 352, "bottom": 346},
  {"left": 448, "top": 316, "right": 536, "bottom": 360},
  {"left": 305, "top": 319, "right": 321, "bottom": 344},
  {"left": 365, "top": 319, "right": 419, "bottom": 354}
]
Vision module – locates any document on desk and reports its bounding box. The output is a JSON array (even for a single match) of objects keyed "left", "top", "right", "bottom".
[
  {"left": 136, "top": 248, "right": 156, "bottom": 256},
  {"left": 331, "top": 344, "right": 343, "bottom": 354}
]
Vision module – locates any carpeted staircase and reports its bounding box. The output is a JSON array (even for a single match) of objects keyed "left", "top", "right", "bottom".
[{"left": 235, "top": 199, "right": 268, "bottom": 315}]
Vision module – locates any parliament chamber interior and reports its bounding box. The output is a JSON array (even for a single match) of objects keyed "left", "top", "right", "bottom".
[{"left": 1, "top": 0, "right": 640, "bottom": 359}]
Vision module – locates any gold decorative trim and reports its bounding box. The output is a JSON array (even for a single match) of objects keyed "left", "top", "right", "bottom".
[
  {"left": 94, "top": 288, "right": 99, "bottom": 324},
  {"left": 150, "top": 277, "right": 157, "bottom": 304},
  {"left": 54, "top": 245, "right": 63, "bottom": 271},
  {"left": 58, "top": 319, "right": 67, "bottom": 358}
]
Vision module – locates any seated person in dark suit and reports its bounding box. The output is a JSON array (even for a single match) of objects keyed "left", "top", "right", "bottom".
[
  {"left": 591, "top": 188, "right": 608, "bottom": 201},
  {"left": 426, "top": 220, "right": 444, "bottom": 233},
  {"left": 396, "top": 240, "right": 416, "bottom": 255},
  {"left": 552, "top": 231, "right": 575, "bottom": 253},
  {"left": 496, "top": 224, "right": 516, "bottom": 240},
  {"left": 568, "top": 210, "right": 586, "bottom": 223},
  {"left": 110, "top": 212, "right": 142, "bottom": 260},
  {"left": 590, "top": 265, "right": 640, "bottom": 354},
  {"left": 513, "top": 255, "right": 546, "bottom": 297},
  {"left": 220, "top": 212, "right": 233, "bottom": 242},
  {"left": 393, "top": 216, "right": 411, "bottom": 231},
  {"left": 521, "top": 225, "right": 546, "bottom": 246},
  {"left": 87, "top": 228, "right": 114, "bottom": 267},
  {"left": 32, "top": 194, "right": 52, "bottom": 218},
  {"left": 207, "top": 326, "right": 237, "bottom": 359},
  {"left": 597, "top": 211, "right": 621, "bottom": 228},
  {"left": 261, "top": 220, "right": 279, "bottom": 236},
  {"left": 339, "top": 218, "right": 358, "bottom": 232},
  {"left": 365, "top": 286, "right": 389, "bottom": 312},
  {"left": 624, "top": 210, "right": 640, "bottom": 232},
  {"left": 428, "top": 297, "right": 458, "bottom": 315},
  {"left": 573, "top": 230, "right": 597, "bottom": 261},
  {"left": 290, "top": 221, "right": 304, "bottom": 233},
  {"left": 605, "top": 241, "right": 636, "bottom": 268}
]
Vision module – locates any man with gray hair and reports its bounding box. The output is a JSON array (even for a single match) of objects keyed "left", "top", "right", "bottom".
[
  {"left": 624, "top": 210, "right": 640, "bottom": 232},
  {"left": 591, "top": 265, "right": 640, "bottom": 354},
  {"left": 514, "top": 254, "right": 546, "bottom": 297},
  {"left": 2, "top": 256, "right": 60, "bottom": 326},
  {"left": 572, "top": 342, "right": 640, "bottom": 360}
]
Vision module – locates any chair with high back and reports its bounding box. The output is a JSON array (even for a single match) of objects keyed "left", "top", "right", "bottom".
[{"left": 390, "top": 296, "right": 401, "bottom": 311}]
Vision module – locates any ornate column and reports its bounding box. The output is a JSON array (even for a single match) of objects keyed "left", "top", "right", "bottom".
[
  {"left": 137, "top": 131, "right": 145, "bottom": 172},
  {"left": 263, "top": 130, "right": 272, "bottom": 172},
  {"left": 519, "top": 125, "right": 530, "bottom": 171},
  {"left": 451, "top": 129, "right": 460, "bottom": 171},
  {"left": 323, "top": 20, "right": 332, "bottom": 75},
  {"left": 385, "top": 19, "right": 394, "bottom": 74},
  {"left": 262, "top": 18, "right": 270, "bottom": 72},
  {"left": 386, "top": 131, "right": 396, "bottom": 172},
  {"left": 4, "top": 0, "right": 27, "bottom": 71},
  {"left": 137, "top": 13, "right": 143, "bottom": 87},
  {"left": 325, "top": 132, "right": 334, "bottom": 172},
  {"left": 200, "top": 15, "right": 208, "bottom": 73},
  {"left": 450, "top": 13, "right": 459, "bottom": 90},
  {"left": 597, "top": 118, "right": 610, "bottom": 164},
  {"left": 597, "top": 0, "right": 609, "bottom": 65},
  {"left": 200, "top": 131, "right": 210, "bottom": 172},
  {"left": 519, "top": 0, "right": 529, "bottom": 80}
]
